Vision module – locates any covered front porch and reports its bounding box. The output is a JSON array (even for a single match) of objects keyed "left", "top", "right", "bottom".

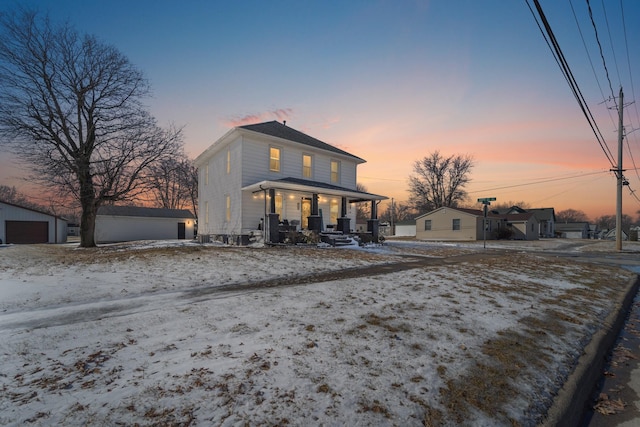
[{"left": 242, "top": 178, "right": 387, "bottom": 244}]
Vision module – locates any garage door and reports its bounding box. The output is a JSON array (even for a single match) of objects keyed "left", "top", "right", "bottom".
[{"left": 5, "top": 221, "right": 49, "bottom": 244}]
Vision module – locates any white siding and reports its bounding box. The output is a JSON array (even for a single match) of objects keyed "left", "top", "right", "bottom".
[
  {"left": 95, "top": 215, "right": 195, "bottom": 243},
  {"left": 199, "top": 136, "right": 243, "bottom": 235},
  {"left": 198, "top": 128, "right": 363, "bottom": 235}
]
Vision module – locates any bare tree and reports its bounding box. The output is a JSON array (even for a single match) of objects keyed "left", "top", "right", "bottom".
[
  {"left": 408, "top": 151, "right": 474, "bottom": 214},
  {"left": 355, "top": 183, "right": 371, "bottom": 221},
  {"left": 0, "top": 184, "right": 50, "bottom": 212},
  {"left": 0, "top": 10, "right": 183, "bottom": 247},
  {"left": 556, "top": 209, "right": 589, "bottom": 223},
  {"left": 490, "top": 201, "right": 532, "bottom": 211},
  {"left": 379, "top": 201, "right": 415, "bottom": 223},
  {"left": 595, "top": 214, "right": 633, "bottom": 232},
  {"left": 147, "top": 156, "right": 198, "bottom": 217}
]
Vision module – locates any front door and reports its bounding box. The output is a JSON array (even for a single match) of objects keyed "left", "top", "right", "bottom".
[
  {"left": 301, "top": 199, "right": 311, "bottom": 229},
  {"left": 178, "top": 222, "right": 186, "bottom": 239}
]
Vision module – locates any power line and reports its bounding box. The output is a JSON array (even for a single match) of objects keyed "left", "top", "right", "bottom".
[
  {"left": 568, "top": 0, "right": 617, "bottom": 130},
  {"left": 469, "top": 169, "right": 610, "bottom": 193},
  {"left": 586, "top": 0, "right": 618, "bottom": 107},
  {"left": 599, "top": 0, "right": 623, "bottom": 85},
  {"left": 526, "top": 0, "right": 617, "bottom": 168}
]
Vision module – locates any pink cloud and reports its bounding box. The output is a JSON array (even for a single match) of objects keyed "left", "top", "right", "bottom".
[{"left": 224, "top": 108, "right": 294, "bottom": 127}]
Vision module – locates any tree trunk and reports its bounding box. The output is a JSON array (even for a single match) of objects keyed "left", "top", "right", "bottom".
[
  {"left": 78, "top": 160, "right": 97, "bottom": 248},
  {"left": 80, "top": 201, "right": 97, "bottom": 247}
]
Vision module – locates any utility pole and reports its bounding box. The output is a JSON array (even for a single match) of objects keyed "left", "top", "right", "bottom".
[{"left": 615, "top": 87, "right": 624, "bottom": 251}]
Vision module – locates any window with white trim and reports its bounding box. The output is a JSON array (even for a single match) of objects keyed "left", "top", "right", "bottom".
[
  {"left": 270, "top": 147, "right": 281, "bottom": 172},
  {"left": 303, "top": 154, "right": 312, "bottom": 178},
  {"left": 330, "top": 160, "right": 340, "bottom": 183}
]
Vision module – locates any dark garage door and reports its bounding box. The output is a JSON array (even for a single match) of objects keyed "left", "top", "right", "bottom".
[{"left": 5, "top": 221, "right": 49, "bottom": 244}]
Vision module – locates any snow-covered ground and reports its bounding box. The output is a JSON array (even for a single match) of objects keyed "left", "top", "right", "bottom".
[{"left": 0, "top": 239, "right": 638, "bottom": 426}]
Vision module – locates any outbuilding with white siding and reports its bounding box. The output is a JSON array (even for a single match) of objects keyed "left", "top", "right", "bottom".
[
  {"left": 0, "top": 200, "right": 67, "bottom": 244},
  {"left": 95, "top": 205, "right": 195, "bottom": 243}
]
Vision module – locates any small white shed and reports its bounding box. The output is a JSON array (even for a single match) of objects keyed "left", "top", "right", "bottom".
[
  {"left": 95, "top": 205, "right": 195, "bottom": 243},
  {"left": 0, "top": 200, "right": 67, "bottom": 244}
]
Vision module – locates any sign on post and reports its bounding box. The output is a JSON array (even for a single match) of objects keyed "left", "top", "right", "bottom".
[
  {"left": 477, "top": 197, "right": 496, "bottom": 204},
  {"left": 477, "top": 197, "right": 496, "bottom": 248}
]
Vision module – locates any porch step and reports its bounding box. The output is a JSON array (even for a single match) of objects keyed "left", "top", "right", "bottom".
[{"left": 320, "top": 232, "right": 358, "bottom": 247}]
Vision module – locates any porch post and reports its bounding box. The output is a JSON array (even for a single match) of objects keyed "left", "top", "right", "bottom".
[
  {"left": 367, "top": 200, "right": 380, "bottom": 242},
  {"left": 267, "top": 188, "right": 280, "bottom": 243},
  {"left": 308, "top": 193, "right": 322, "bottom": 233},
  {"left": 337, "top": 196, "right": 350, "bottom": 234}
]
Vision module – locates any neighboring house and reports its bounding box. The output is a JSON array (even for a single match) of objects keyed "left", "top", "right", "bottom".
[
  {"left": 601, "top": 228, "right": 628, "bottom": 241},
  {"left": 527, "top": 208, "right": 556, "bottom": 238},
  {"left": 0, "top": 200, "right": 67, "bottom": 244},
  {"left": 416, "top": 207, "right": 496, "bottom": 241},
  {"left": 555, "top": 222, "right": 590, "bottom": 239},
  {"left": 194, "top": 121, "right": 387, "bottom": 244},
  {"left": 492, "top": 206, "right": 556, "bottom": 238},
  {"left": 588, "top": 223, "right": 599, "bottom": 239},
  {"left": 95, "top": 205, "right": 195, "bottom": 243},
  {"left": 415, "top": 206, "right": 539, "bottom": 241},
  {"left": 393, "top": 219, "right": 416, "bottom": 237}
]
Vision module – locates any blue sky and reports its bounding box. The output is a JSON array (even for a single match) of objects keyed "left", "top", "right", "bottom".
[{"left": 1, "top": 0, "right": 639, "bottom": 219}]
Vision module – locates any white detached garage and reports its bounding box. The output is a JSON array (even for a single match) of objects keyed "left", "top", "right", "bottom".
[
  {"left": 95, "top": 205, "right": 196, "bottom": 243},
  {"left": 0, "top": 201, "right": 67, "bottom": 244}
]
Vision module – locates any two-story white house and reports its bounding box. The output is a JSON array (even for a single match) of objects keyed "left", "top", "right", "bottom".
[{"left": 194, "top": 121, "right": 387, "bottom": 244}]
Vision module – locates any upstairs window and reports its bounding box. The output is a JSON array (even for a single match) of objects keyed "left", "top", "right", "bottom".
[
  {"left": 303, "top": 154, "right": 312, "bottom": 178},
  {"left": 270, "top": 147, "right": 281, "bottom": 172},
  {"left": 331, "top": 160, "right": 340, "bottom": 183},
  {"left": 452, "top": 218, "right": 461, "bottom": 231},
  {"left": 226, "top": 149, "right": 231, "bottom": 174}
]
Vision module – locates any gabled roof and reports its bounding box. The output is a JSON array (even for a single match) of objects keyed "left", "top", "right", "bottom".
[
  {"left": 97, "top": 205, "right": 195, "bottom": 219},
  {"left": 497, "top": 212, "right": 538, "bottom": 222},
  {"left": 240, "top": 121, "right": 364, "bottom": 162},
  {"left": 416, "top": 206, "right": 538, "bottom": 222},
  {"left": 415, "top": 206, "right": 484, "bottom": 219},
  {"left": 0, "top": 199, "right": 65, "bottom": 220},
  {"left": 527, "top": 208, "right": 556, "bottom": 221},
  {"left": 555, "top": 222, "right": 589, "bottom": 232},
  {"left": 491, "top": 206, "right": 527, "bottom": 215}
]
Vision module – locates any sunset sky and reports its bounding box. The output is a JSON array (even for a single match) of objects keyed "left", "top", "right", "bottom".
[{"left": 1, "top": 0, "right": 639, "bottom": 220}]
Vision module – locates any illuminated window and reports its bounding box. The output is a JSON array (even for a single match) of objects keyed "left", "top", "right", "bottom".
[
  {"left": 226, "top": 149, "right": 230, "bottom": 174},
  {"left": 452, "top": 218, "right": 460, "bottom": 230},
  {"left": 205, "top": 201, "right": 209, "bottom": 225},
  {"left": 302, "top": 154, "right": 312, "bottom": 178},
  {"left": 226, "top": 195, "right": 231, "bottom": 222},
  {"left": 331, "top": 160, "right": 340, "bottom": 183},
  {"left": 330, "top": 199, "right": 339, "bottom": 224},
  {"left": 270, "top": 147, "right": 281, "bottom": 172}
]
